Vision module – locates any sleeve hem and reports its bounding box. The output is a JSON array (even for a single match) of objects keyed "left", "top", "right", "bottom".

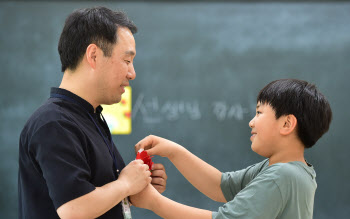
[
  {"left": 54, "top": 185, "right": 96, "bottom": 210},
  {"left": 220, "top": 172, "right": 234, "bottom": 202}
]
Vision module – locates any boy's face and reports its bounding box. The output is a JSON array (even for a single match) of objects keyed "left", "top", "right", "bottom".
[{"left": 249, "top": 103, "right": 282, "bottom": 158}]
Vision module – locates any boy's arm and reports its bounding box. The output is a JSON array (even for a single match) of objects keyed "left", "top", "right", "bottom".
[
  {"left": 130, "top": 185, "right": 212, "bottom": 219},
  {"left": 169, "top": 146, "right": 226, "bottom": 202},
  {"left": 153, "top": 192, "right": 212, "bottom": 219},
  {"left": 131, "top": 168, "right": 283, "bottom": 219},
  {"left": 136, "top": 135, "right": 226, "bottom": 203}
]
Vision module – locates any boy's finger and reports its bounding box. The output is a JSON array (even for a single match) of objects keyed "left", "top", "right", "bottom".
[{"left": 134, "top": 135, "right": 154, "bottom": 154}]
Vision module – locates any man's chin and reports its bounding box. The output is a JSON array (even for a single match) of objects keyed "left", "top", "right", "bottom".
[
  {"left": 114, "top": 97, "right": 122, "bottom": 104},
  {"left": 117, "top": 95, "right": 123, "bottom": 102},
  {"left": 102, "top": 97, "right": 121, "bottom": 105}
]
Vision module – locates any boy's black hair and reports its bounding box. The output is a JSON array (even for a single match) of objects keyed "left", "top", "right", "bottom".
[
  {"left": 58, "top": 7, "right": 137, "bottom": 72},
  {"left": 257, "top": 79, "right": 332, "bottom": 148}
]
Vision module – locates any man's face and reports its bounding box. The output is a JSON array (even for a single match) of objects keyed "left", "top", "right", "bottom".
[
  {"left": 97, "top": 27, "right": 136, "bottom": 105},
  {"left": 249, "top": 103, "right": 281, "bottom": 158}
]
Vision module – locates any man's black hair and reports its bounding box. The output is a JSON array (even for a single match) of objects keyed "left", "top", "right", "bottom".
[
  {"left": 257, "top": 79, "right": 332, "bottom": 148},
  {"left": 58, "top": 6, "right": 137, "bottom": 72}
]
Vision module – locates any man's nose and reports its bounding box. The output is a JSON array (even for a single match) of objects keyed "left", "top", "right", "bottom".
[{"left": 127, "top": 63, "right": 136, "bottom": 80}]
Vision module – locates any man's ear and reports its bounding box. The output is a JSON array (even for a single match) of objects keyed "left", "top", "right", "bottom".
[
  {"left": 280, "top": 114, "right": 297, "bottom": 136},
  {"left": 86, "top": 44, "right": 98, "bottom": 69}
]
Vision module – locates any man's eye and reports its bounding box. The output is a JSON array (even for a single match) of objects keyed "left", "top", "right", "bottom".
[{"left": 125, "top": 60, "right": 131, "bottom": 64}]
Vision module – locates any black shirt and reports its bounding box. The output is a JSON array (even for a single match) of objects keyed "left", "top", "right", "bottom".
[{"left": 18, "top": 88, "right": 126, "bottom": 218}]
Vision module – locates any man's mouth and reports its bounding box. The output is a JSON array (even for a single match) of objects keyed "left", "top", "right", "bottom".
[
  {"left": 120, "top": 86, "right": 125, "bottom": 93},
  {"left": 120, "top": 84, "right": 128, "bottom": 93}
]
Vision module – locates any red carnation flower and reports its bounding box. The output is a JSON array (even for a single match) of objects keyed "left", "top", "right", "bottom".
[{"left": 136, "top": 149, "right": 154, "bottom": 170}]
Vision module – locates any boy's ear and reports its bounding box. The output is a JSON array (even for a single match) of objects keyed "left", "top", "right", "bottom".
[
  {"left": 85, "top": 44, "right": 99, "bottom": 69},
  {"left": 280, "top": 114, "right": 297, "bottom": 136}
]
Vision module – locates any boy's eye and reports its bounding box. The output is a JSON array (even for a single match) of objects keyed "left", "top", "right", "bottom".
[{"left": 256, "top": 111, "right": 261, "bottom": 115}]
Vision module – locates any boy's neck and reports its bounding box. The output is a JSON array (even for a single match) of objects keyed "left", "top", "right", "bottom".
[
  {"left": 269, "top": 155, "right": 307, "bottom": 166},
  {"left": 268, "top": 141, "right": 307, "bottom": 166}
]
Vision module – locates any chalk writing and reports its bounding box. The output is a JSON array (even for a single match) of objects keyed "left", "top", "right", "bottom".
[
  {"left": 132, "top": 94, "right": 201, "bottom": 123},
  {"left": 132, "top": 94, "right": 249, "bottom": 124},
  {"left": 212, "top": 101, "right": 248, "bottom": 121}
]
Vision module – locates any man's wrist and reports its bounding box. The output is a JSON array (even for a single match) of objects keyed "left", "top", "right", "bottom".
[{"left": 114, "top": 178, "right": 131, "bottom": 198}]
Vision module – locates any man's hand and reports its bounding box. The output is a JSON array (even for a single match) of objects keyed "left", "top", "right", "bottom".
[
  {"left": 151, "top": 163, "right": 167, "bottom": 193},
  {"left": 135, "top": 136, "right": 169, "bottom": 194},
  {"left": 57, "top": 159, "right": 151, "bottom": 219},
  {"left": 118, "top": 160, "right": 152, "bottom": 196}
]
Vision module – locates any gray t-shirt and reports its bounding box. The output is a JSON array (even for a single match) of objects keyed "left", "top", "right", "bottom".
[{"left": 212, "top": 159, "right": 316, "bottom": 219}]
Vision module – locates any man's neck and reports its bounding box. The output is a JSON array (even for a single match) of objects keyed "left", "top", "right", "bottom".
[{"left": 59, "top": 70, "right": 99, "bottom": 110}]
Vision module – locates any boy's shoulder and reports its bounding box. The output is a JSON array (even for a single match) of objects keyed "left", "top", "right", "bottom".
[{"left": 261, "top": 161, "right": 316, "bottom": 186}]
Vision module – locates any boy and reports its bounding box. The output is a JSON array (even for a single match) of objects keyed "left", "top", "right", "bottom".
[{"left": 130, "top": 79, "right": 332, "bottom": 219}]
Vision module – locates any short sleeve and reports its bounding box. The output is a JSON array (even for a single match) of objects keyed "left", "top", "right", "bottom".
[
  {"left": 213, "top": 172, "right": 283, "bottom": 219},
  {"left": 221, "top": 159, "right": 269, "bottom": 201},
  {"left": 29, "top": 120, "right": 96, "bottom": 209}
]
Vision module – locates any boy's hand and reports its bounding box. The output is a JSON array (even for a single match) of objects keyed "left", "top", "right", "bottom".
[
  {"left": 135, "top": 135, "right": 180, "bottom": 159},
  {"left": 129, "top": 184, "right": 160, "bottom": 210},
  {"left": 150, "top": 163, "right": 167, "bottom": 194}
]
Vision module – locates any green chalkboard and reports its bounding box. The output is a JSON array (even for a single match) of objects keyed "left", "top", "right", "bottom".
[{"left": 1, "top": 1, "right": 349, "bottom": 218}]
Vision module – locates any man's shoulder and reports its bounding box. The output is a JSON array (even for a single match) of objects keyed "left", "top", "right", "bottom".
[
  {"left": 29, "top": 99, "right": 62, "bottom": 121},
  {"left": 21, "top": 99, "right": 75, "bottom": 136}
]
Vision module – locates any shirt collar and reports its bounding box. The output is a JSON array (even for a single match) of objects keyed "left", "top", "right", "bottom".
[{"left": 50, "top": 87, "right": 103, "bottom": 114}]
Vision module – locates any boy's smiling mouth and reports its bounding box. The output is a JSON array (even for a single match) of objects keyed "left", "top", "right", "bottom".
[{"left": 250, "top": 132, "right": 257, "bottom": 141}]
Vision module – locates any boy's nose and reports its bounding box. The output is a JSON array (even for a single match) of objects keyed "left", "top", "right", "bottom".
[{"left": 249, "top": 118, "right": 255, "bottom": 128}]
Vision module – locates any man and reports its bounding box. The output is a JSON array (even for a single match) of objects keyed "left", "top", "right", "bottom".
[{"left": 18, "top": 7, "right": 167, "bottom": 218}]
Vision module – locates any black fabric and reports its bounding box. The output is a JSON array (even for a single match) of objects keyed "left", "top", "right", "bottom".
[{"left": 18, "top": 87, "right": 126, "bottom": 219}]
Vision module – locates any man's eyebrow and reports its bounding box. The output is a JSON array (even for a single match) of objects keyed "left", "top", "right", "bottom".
[{"left": 125, "top": 50, "right": 135, "bottom": 56}]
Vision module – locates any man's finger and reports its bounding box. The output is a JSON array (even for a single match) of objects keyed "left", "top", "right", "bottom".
[
  {"left": 143, "top": 164, "right": 150, "bottom": 171},
  {"left": 151, "top": 163, "right": 165, "bottom": 171},
  {"left": 151, "top": 177, "right": 166, "bottom": 186},
  {"left": 133, "top": 159, "right": 144, "bottom": 164},
  {"left": 151, "top": 170, "right": 168, "bottom": 180}
]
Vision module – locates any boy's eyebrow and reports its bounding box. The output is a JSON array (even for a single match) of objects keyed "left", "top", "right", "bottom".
[{"left": 256, "top": 104, "right": 260, "bottom": 109}]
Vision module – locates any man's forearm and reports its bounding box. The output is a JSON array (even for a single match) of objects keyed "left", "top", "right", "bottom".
[
  {"left": 169, "top": 146, "right": 226, "bottom": 202},
  {"left": 57, "top": 179, "right": 129, "bottom": 219}
]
